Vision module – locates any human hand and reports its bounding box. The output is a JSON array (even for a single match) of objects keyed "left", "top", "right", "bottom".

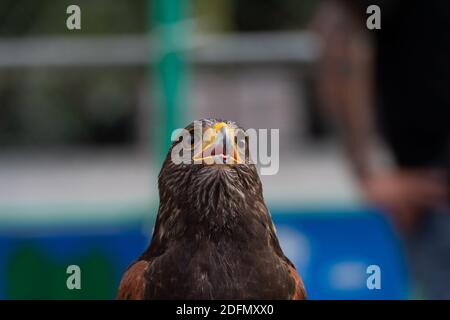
[{"left": 362, "top": 169, "right": 448, "bottom": 233}]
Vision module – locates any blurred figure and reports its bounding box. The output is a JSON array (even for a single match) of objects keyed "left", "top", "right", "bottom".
[{"left": 312, "top": 0, "right": 450, "bottom": 298}]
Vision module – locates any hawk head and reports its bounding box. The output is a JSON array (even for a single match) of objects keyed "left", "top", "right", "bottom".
[{"left": 156, "top": 118, "right": 265, "bottom": 235}]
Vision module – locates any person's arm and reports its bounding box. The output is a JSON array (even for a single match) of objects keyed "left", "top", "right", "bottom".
[
  {"left": 311, "top": 0, "right": 378, "bottom": 179},
  {"left": 311, "top": 0, "right": 448, "bottom": 233}
]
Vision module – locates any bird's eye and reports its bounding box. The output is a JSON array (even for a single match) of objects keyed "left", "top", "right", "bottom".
[{"left": 234, "top": 136, "right": 246, "bottom": 149}]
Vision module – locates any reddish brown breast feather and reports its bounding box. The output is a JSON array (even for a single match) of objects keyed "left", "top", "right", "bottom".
[
  {"left": 116, "top": 260, "right": 149, "bottom": 300},
  {"left": 288, "top": 264, "right": 307, "bottom": 300},
  {"left": 116, "top": 260, "right": 306, "bottom": 300}
]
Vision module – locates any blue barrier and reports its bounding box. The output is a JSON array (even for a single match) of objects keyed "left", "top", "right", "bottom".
[
  {"left": 0, "top": 208, "right": 409, "bottom": 299},
  {"left": 273, "top": 209, "right": 409, "bottom": 299}
]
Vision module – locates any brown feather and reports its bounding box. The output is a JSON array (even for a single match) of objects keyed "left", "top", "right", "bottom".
[
  {"left": 288, "top": 264, "right": 307, "bottom": 300},
  {"left": 116, "top": 260, "right": 149, "bottom": 300}
]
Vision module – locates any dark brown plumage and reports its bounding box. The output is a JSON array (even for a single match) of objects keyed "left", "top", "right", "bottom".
[{"left": 117, "top": 119, "right": 306, "bottom": 300}]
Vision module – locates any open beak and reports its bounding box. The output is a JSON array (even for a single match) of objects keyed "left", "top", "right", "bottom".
[{"left": 192, "top": 122, "right": 243, "bottom": 165}]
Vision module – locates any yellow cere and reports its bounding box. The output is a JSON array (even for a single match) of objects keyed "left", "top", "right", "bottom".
[{"left": 213, "top": 122, "right": 228, "bottom": 131}]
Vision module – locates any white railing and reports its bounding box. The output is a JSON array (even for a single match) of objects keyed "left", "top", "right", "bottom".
[{"left": 0, "top": 32, "right": 321, "bottom": 68}]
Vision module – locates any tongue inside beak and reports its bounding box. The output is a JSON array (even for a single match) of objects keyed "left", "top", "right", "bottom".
[{"left": 192, "top": 122, "right": 243, "bottom": 165}]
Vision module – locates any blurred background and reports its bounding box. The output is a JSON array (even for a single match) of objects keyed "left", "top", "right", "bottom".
[{"left": 2, "top": 0, "right": 448, "bottom": 299}]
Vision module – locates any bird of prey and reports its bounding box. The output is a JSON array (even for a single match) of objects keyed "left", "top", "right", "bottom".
[{"left": 117, "top": 119, "right": 306, "bottom": 300}]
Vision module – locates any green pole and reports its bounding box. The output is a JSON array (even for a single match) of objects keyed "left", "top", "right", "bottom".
[{"left": 151, "top": 0, "right": 190, "bottom": 168}]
